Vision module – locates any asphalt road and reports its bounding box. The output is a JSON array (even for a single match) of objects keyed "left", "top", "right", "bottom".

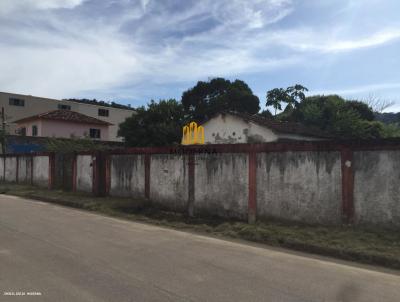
[{"left": 0, "top": 195, "right": 399, "bottom": 302}]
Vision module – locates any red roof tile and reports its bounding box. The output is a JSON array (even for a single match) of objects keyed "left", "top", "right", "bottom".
[{"left": 14, "top": 110, "right": 112, "bottom": 126}]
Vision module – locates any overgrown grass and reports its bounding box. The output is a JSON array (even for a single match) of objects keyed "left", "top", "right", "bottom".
[{"left": 1, "top": 184, "right": 399, "bottom": 270}]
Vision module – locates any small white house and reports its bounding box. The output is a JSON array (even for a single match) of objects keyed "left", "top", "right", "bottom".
[{"left": 199, "top": 112, "right": 329, "bottom": 144}]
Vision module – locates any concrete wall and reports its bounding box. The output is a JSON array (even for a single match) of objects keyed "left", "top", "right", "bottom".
[
  {"left": 4, "top": 157, "right": 17, "bottom": 182},
  {"left": 18, "top": 156, "right": 32, "bottom": 184},
  {"left": 256, "top": 151, "right": 342, "bottom": 224},
  {"left": 150, "top": 155, "right": 188, "bottom": 212},
  {"left": 194, "top": 153, "right": 248, "bottom": 219},
  {"left": 110, "top": 154, "right": 145, "bottom": 198},
  {"left": 32, "top": 156, "right": 49, "bottom": 187},
  {"left": 200, "top": 113, "right": 323, "bottom": 144},
  {"left": 1, "top": 145, "right": 400, "bottom": 229},
  {"left": 354, "top": 150, "right": 400, "bottom": 228},
  {"left": 76, "top": 155, "right": 93, "bottom": 192},
  {"left": 202, "top": 114, "right": 277, "bottom": 144}
]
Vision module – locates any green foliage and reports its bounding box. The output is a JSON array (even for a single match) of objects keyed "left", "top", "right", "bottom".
[
  {"left": 381, "top": 123, "right": 400, "bottom": 138},
  {"left": 63, "top": 98, "right": 134, "bottom": 110},
  {"left": 257, "top": 110, "right": 273, "bottom": 119},
  {"left": 344, "top": 100, "right": 375, "bottom": 121},
  {"left": 45, "top": 137, "right": 107, "bottom": 153},
  {"left": 181, "top": 78, "right": 260, "bottom": 121},
  {"left": 292, "top": 95, "right": 385, "bottom": 139},
  {"left": 118, "top": 99, "right": 185, "bottom": 147},
  {"left": 266, "top": 84, "right": 308, "bottom": 116}
]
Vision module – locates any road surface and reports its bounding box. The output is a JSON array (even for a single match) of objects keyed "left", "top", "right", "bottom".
[{"left": 0, "top": 195, "right": 399, "bottom": 302}]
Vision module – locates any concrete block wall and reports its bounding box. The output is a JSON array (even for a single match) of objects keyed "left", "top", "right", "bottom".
[
  {"left": 353, "top": 150, "right": 400, "bottom": 228},
  {"left": 4, "top": 156, "right": 17, "bottom": 182},
  {"left": 110, "top": 154, "right": 145, "bottom": 198},
  {"left": 256, "top": 151, "right": 342, "bottom": 224},
  {"left": 2, "top": 141, "right": 400, "bottom": 229},
  {"left": 32, "top": 156, "right": 49, "bottom": 187},
  {"left": 0, "top": 154, "right": 50, "bottom": 187},
  {"left": 18, "top": 156, "right": 33, "bottom": 184},
  {"left": 76, "top": 155, "right": 93, "bottom": 193},
  {"left": 149, "top": 155, "right": 188, "bottom": 212},
  {"left": 194, "top": 153, "right": 248, "bottom": 219}
]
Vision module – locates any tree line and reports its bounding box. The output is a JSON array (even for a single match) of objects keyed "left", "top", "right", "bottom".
[{"left": 117, "top": 78, "right": 400, "bottom": 146}]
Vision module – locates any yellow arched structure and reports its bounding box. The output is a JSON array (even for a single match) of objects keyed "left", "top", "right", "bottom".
[{"left": 182, "top": 122, "right": 205, "bottom": 145}]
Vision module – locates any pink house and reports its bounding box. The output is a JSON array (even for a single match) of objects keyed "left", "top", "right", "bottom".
[{"left": 14, "top": 110, "right": 112, "bottom": 141}]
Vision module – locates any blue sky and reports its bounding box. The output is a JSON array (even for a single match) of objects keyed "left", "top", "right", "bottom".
[{"left": 1, "top": 0, "right": 400, "bottom": 111}]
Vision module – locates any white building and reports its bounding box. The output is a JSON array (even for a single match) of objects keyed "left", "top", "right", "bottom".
[
  {"left": 199, "top": 112, "right": 329, "bottom": 144},
  {"left": 0, "top": 92, "right": 135, "bottom": 142}
]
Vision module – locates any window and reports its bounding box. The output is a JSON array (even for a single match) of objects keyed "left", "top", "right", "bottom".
[
  {"left": 89, "top": 128, "right": 101, "bottom": 139},
  {"left": 98, "top": 108, "right": 109, "bottom": 117},
  {"left": 19, "top": 127, "right": 26, "bottom": 136},
  {"left": 32, "top": 125, "right": 38, "bottom": 137},
  {"left": 58, "top": 104, "right": 71, "bottom": 110},
  {"left": 9, "top": 98, "right": 25, "bottom": 106}
]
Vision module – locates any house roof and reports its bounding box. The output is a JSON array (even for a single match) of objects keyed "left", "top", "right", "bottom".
[
  {"left": 204, "top": 111, "right": 332, "bottom": 138},
  {"left": 14, "top": 110, "right": 113, "bottom": 126}
]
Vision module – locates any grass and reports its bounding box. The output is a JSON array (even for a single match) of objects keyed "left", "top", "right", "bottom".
[{"left": 1, "top": 183, "right": 400, "bottom": 270}]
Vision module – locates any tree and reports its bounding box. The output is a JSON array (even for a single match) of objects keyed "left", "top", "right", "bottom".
[
  {"left": 344, "top": 100, "right": 374, "bottom": 121},
  {"left": 118, "top": 99, "right": 185, "bottom": 147},
  {"left": 266, "top": 84, "right": 308, "bottom": 116},
  {"left": 181, "top": 78, "right": 260, "bottom": 121},
  {"left": 257, "top": 109, "right": 273, "bottom": 119},
  {"left": 285, "top": 84, "right": 308, "bottom": 107},
  {"left": 291, "top": 95, "right": 385, "bottom": 139},
  {"left": 266, "top": 88, "right": 286, "bottom": 116}
]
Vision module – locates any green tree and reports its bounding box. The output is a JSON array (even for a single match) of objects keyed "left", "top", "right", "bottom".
[
  {"left": 118, "top": 99, "right": 185, "bottom": 147},
  {"left": 292, "top": 95, "right": 385, "bottom": 139},
  {"left": 285, "top": 84, "right": 308, "bottom": 108},
  {"left": 181, "top": 78, "right": 260, "bottom": 121},
  {"left": 266, "top": 88, "right": 286, "bottom": 116},
  {"left": 266, "top": 84, "right": 308, "bottom": 116}
]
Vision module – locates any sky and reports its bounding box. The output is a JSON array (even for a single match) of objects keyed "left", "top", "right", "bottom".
[{"left": 1, "top": 0, "right": 400, "bottom": 111}]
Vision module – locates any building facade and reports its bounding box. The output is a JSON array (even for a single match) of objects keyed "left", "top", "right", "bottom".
[
  {"left": 15, "top": 110, "right": 111, "bottom": 141},
  {"left": 0, "top": 92, "right": 134, "bottom": 141},
  {"left": 198, "top": 112, "right": 329, "bottom": 144}
]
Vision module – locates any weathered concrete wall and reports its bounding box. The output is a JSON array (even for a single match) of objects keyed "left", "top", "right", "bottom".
[
  {"left": 256, "top": 151, "right": 342, "bottom": 224},
  {"left": 194, "top": 153, "right": 248, "bottom": 219},
  {"left": 354, "top": 150, "right": 400, "bottom": 228},
  {"left": 32, "top": 156, "right": 49, "bottom": 187},
  {"left": 76, "top": 155, "right": 93, "bottom": 192},
  {"left": 5, "top": 157, "right": 17, "bottom": 182},
  {"left": 110, "top": 154, "right": 145, "bottom": 198},
  {"left": 18, "top": 156, "right": 32, "bottom": 184},
  {"left": 150, "top": 155, "right": 188, "bottom": 212}
]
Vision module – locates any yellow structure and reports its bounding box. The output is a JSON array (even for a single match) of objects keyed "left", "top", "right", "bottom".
[{"left": 182, "top": 122, "right": 204, "bottom": 145}]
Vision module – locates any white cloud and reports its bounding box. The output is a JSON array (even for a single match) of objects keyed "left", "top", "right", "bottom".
[
  {"left": 310, "top": 82, "right": 400, "bottom": 96},
  {"left": 0, "top": 0, "right": 86, "bottom": 14},
  {"left": 1, "top": 0, "right": 400, "bottom": 103},
  {"left": 298, "top": 29, "right": 400, "bottom": 53}
]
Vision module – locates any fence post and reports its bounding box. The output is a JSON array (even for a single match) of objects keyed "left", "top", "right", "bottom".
[
  {"left": 16, "top": 155, "right": 19, "bottom": 183},
  {"left": 30, "top": 155, "right": 34, "bottom": 186},
  {"left": 248, "top": 151, "right": 257, "bottom": 224},
  {"left": 144, "top": 153, "right": 151, "bottom": 200},
  {"left": 188, "top": 153, "right": 195, "bottom": 217},
  {"left": 72, "top": 152, "right": 77, "bottom": 192},
  {"left": 48, "top": 152, "right": 55, "bottom": 190},
  {"left": 104, "top": 152, "right": 111, "bottom": 196},
  {"left": 341, "top": 148, "right": 354, "bottom": 224}
]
